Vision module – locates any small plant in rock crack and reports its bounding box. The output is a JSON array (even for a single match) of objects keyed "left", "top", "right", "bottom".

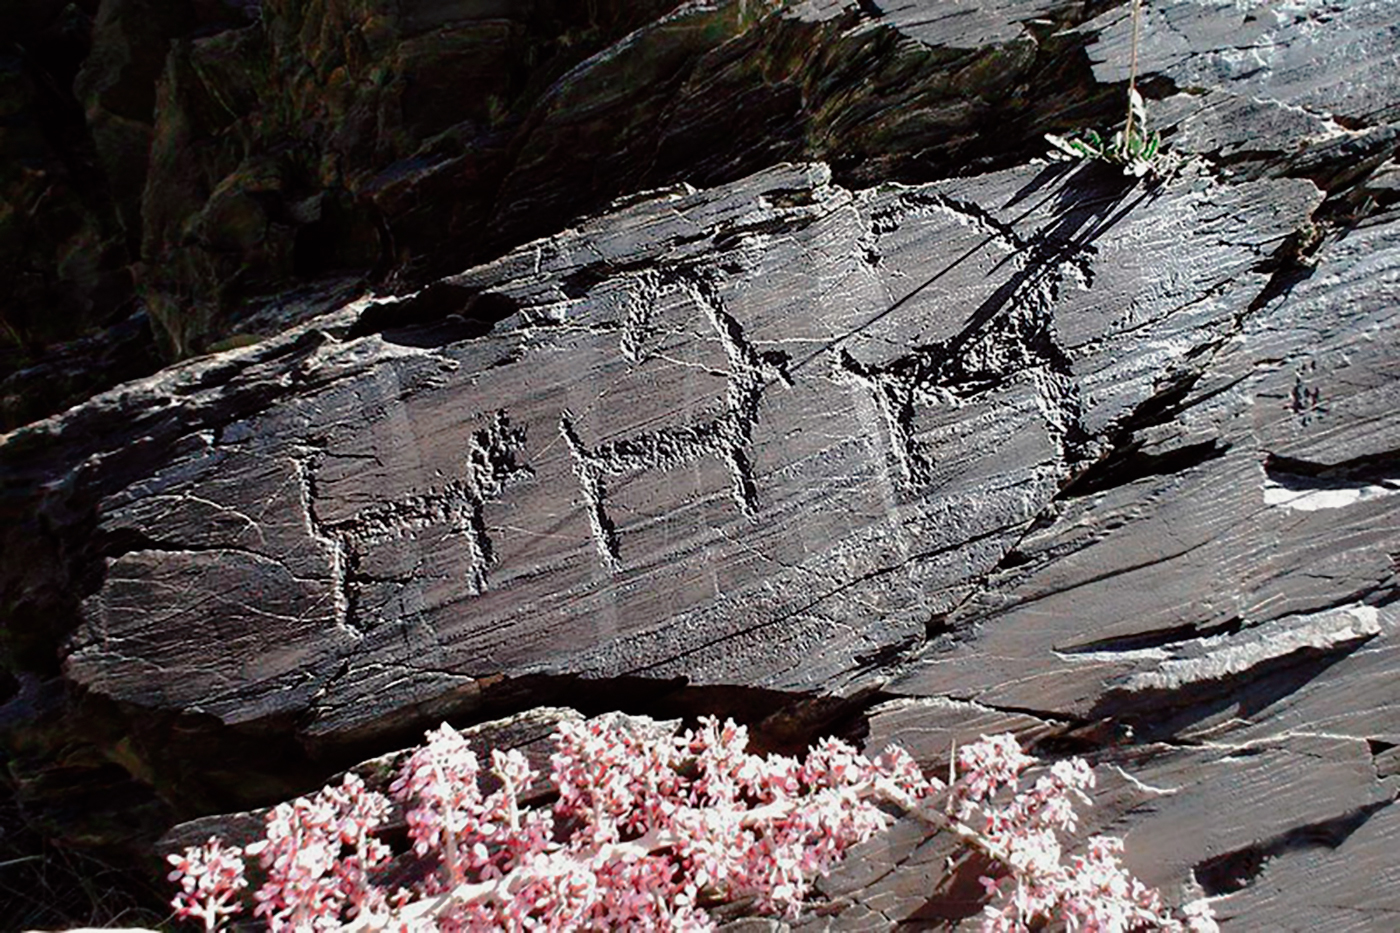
[
  {"left": 1045, "top": 0, "right": 1171, "bottom": 178},
  {"left": 1045, "top": 88, "right": 1167, "bottom": 178},
  {"left": 167, "top": 715, "right": 1218, "bottom": 931}
]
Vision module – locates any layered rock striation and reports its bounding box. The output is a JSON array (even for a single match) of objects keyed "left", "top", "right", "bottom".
[{"left": 2, "top": 0, "right": 1398, "bottom": 927}]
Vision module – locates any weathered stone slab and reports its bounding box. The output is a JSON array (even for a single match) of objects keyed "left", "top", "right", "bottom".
[
  {"left": 12, "top": 158, "right": 1314, "bottom": 755},
  {"left": 872, "top": 190, "right": 1400, "bottom": 927},
  {"left": 1085, "top": 0, "right": 1400, "bottom": 123},
  {"left": 790, "top": 0, "right": 1061, "bottom": 48},
  {"left": 1086, "top": 0, "right": 1400, "bottom": 196},
  {"left": 3, "top": 2, "right": 1399, "bottom": 927},
  {"left": 888, "top": 200, "right": 1400, "bottom": 719}
]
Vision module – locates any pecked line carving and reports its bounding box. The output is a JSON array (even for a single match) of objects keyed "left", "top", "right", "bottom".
[
  {"left": 313, "top": 411, "right": 533, "bottom": 631},
  {"left": 561, "top": 272, "right": 792, "bottom": 571},
  {"left": 837, "top": 295, "right": 1081, "bottom": 489}
]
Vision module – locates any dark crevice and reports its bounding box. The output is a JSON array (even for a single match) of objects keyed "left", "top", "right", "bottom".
[
  {"left": 923, "top": 698, "right": 1145, "bottom": 763},
  {"left": 1060, "top": 617, "right": 1244, "bottom": 655},
  {"left": 1195, "top": 845, "right": 1265, "bottom": 896},
  {"left": 1331, "top": 114, "right": 1372, "bottom": 132},
  {"left": 1053, "top": 368, "right": 1207, "bottom": 497},
  {"left": 1370, "top": 739, "right": 1400, "bottom": 779},
  {"left": 562, "top": 260, "right": 658, "bottom": 300},
  {"left": 1280, "top": 124, "right": 1400, "bottom": 220},
  {"left": 712, "top": 213, "right": 820, "bottom": 251},
  {"left": 995, "top": 548, "right": 1034, "bottom": 570},
  {"left": 1058, "top": 439, "right": 1229, "bottom": 499},
  {"left": 1265, "top": 451, "right": 1400, "bottom": 487},
  {"left": 1092, "top": 633, "right": 1377, "bottom": 742},
  {"left": 1240, "top": 247, "right": 1318, "bottom": 317},
  {"left": 94, "top": 526, "right": 267, "bottom": 563},
  {"left": 560, "top": 265, "right": 611, "bottom": 300},
  {"left": 346, "top": 283, "right": 516, "bottom": 343},
  {"left": 1032, "top": 718, "right": 1140, "bottom": 758},
  {"left": 851, "top": 633, "right": 923, "bottom": 675},
  {"left": 1194, "top": 799, "right": 1393, "bottom": 895},
  {"left": 342, "top": 552, "right": 366, "bottom": 636},
  {"left": 10, "top": 669, "right": 874, "bottom": 886},
  {"left": 301, "top": 670, "right": 869, "bottom": 772}
]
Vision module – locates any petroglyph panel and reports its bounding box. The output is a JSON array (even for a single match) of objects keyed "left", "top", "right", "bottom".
[{"left": 54, "top": 161, "right": 1324, "bottom": 735}]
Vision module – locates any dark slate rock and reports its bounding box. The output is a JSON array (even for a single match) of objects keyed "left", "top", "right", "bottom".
[
  {"left": 880, "top": 199, "right": 1400, "bottom": 925},
  {"left": 19, "top": 160, "right": 1313, "bottom": 748},
  {"left": 1085, "top": 0, "right": 1400, "bottom": 124},
  {"left": 2, "top": 1, "right": 1399, "bottom": 929},
  {"left": 790, "top": 0, "right": 1062, "bottom": 49},
  {"left": 0, "top": 144, "right": 1340, "bottom": 862}
]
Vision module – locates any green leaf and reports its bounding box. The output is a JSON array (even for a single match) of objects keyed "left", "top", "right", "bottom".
[{"left": 1044, "top": 85, "right": 1168, "bottom": 177}]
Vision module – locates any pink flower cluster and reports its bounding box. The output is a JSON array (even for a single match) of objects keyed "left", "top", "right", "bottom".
[
  {"left": 168, "top": 715, "right": 1217, "bottom": 932},
  {"left": 168, "top": 835, "right": 248, "bottom": 931},
  {"left": 941, "top": 737, "right": 1209, "bottom": 932},
  {"left": 242, "top": 773, "right": 395, "bottom": 929}
]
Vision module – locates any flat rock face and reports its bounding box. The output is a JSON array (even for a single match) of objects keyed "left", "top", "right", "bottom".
[
  {"left": 1085, "top": 0, "right": 1400, "bottom": 121},
  {"left": 46, "top": 158, "right": 1322, "bottom": 735},
  {"left": 2, "top": 0, "right": 1399, "bottom": 928}
]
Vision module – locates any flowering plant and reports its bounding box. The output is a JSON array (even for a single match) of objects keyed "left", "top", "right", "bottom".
[{"left": 169, "top": 714, "right": 1216, "bottom": 931}]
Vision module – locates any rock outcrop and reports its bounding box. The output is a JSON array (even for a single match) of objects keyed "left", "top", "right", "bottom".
[{"left": 2, "top": 0, "right": 1398, "bottom": 928}]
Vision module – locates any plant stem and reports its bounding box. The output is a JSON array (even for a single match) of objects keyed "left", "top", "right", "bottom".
[{"left": 1125, "top": 0, "right": 1142, "bottom": 139}]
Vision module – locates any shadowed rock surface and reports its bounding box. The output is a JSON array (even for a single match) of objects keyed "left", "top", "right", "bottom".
[
  {"left": 2, "top": 0, "right": 1121, "bottom": 428},
  {"left": 2, "top": 0, "right": 1399, "bottom": 928}
]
